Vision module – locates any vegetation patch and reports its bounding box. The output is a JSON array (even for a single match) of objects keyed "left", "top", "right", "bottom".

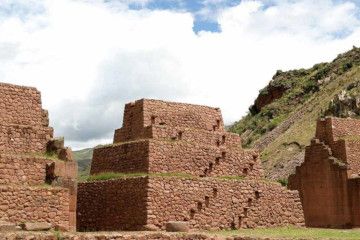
[{"left": 209, "top": 226, "right": 360, "bottom": 239}]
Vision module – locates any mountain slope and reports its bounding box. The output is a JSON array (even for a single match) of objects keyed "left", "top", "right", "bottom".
[
  {"left": 230, "top": 47, "right": 360, "bottom": 180},
  {"left": 73, "top": 148, "right": 93, "bottom": 180}
]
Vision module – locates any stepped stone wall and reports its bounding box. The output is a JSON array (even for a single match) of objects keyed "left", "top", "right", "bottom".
[
  {"left": 79, "top": 99, "right": 304, "bottom": 231},
  {"left": 91, "top": 140, "right": 261, "bottom": 178},
  {"left": 0, "top": 83, "right": 53, "bottom": 153},
  {"left": 77, "top": 177, "right": 304, "bottom": 231},
  {"left": 289, "top": 117, "right": 360, "bottom": 228},
  {"left": 0, "top": 82, "right": 77, "bottom": 231},
  {"left": 114, "top": 99, "right": 225, "bottom": 142}
]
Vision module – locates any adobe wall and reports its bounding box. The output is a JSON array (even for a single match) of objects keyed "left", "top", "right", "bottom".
[
  {"left": 0, "top": 185, "right": 70, "bottom": 229},
  {"left": 77, "top": 178, "right": 148, "bottom": 231},
  {"left": 91, "top": 140, "right": 262, "bottom": 178},
  {"left": 77, "top": 177, "right": 304, "bottom": 231},
  {"left": 115, "top": 99, "right": 224, "bottom": 142},
  {"left": 288, "top": 140, "right": 350, "bottom": 228}
]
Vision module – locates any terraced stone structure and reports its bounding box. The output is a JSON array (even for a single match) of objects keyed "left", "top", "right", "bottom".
[
  {"left": 78, "top": 99, "right": 304, "bottom": 231},
  {"left": 289, "top": 117, "right": 360, "bottom": 228},
  {"left": 0, "top": 83, "right": 77, "bottom": 231}
]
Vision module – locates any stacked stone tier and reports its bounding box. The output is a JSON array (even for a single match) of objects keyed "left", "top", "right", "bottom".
[
  {"left": 77, "top": 177, "right": 304, "bottom": 231},
  {"left": 0, "top": 124, "right": 53, "bottom": 153},
  {"left": 117, "top": 99, "right": 225, "bottom": 142},
  {"left": 0, "top": 153, "right": 76, "bottom": 185},
  {"left": 114, "top": 125, "right": 241, "bottom": 148},
  {"left": 0, "top": 184, "right": 71, "bottom": 229},
  {"left": 91, "top": 139, "right": 262, "bottom": 178},
  {"left": 80, "top": 99, "right": 304, "bottom": 231},
  {"left": 0, "top": 82, "right": 77, "bottom": 231},
  {"left": 0, "top": 83, "right": 49, "bottom": 127}
]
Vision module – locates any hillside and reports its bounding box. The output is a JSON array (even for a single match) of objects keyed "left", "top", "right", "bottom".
[
  {"left": 73, "top": 148, "right": 93, "bottom": 180},
  {"left": 230, "top": 46, "right": 360, "bottom": 180}
]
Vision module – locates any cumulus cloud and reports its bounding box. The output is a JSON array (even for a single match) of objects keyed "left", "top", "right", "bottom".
[{"left": 1, "top": 0, "right": 360, "bottom": 149}]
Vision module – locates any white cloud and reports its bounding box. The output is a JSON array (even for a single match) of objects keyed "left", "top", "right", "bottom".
[{"left": 1, "top": 0, "right": 360, "bottom": 149}]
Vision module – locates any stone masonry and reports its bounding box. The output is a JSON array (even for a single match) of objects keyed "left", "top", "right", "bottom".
[
  {"left": 78, "top": 99, "right": 304, "bottom": 231},
  {"left": 0, "top": 82, "right": 77, "bottom": 231},
  {"left": 289, "top": 117, "right": 360, "bottom": 228}
]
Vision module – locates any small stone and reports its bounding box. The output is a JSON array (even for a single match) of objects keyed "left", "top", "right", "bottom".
[
  {"left": 142, "top": 224, "right": 159, "bottom": 231},
  {"left": 22, "top": 222, "right": 52, "bottom": 231},
  {"left": 165, "top": 221, "right": 189, "bottom": 232},
  {"left": 0, "top": 221, "right": 18, "bottom": 231}
]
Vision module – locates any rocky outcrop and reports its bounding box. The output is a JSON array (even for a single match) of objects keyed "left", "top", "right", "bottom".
[{"left": 325, "top": 82, "right": 360, "bottom": 118}]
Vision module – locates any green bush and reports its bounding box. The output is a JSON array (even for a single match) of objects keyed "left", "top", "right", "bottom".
[{"left": 277, "top": 178, "right": 288, "bottom": 187}]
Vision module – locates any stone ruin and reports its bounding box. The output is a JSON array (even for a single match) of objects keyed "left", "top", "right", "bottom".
[
  {"left": 289, "top": 117, "right": 360, "bottom": 228},
  {"left": 0, "top": 83, "right": 77, "bottom": 231},
  {"left": 77, "top": 99, "right": 304, "bottom": 231}
]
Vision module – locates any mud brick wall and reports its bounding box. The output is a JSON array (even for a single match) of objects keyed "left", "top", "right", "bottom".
[
  {"left": 0, "top": 125, "right": 53, "bottom": 153},
  {"left": 0, "top": 83, "right": 49, "bottom": 126},
  {"left": 0, "top": 154, "right": 53, "bottom": 185},
  {"left": 288, "top": 140, "right": 350, "bottom": 228},
  {"left": 115, "top": 99, "right": 224, "bottom": 142},
  {"left": 90, "top": 140, "right": 149, "bottom": 175},
  {"left": 77, "top": 178, "right": 148, "bottom": 231},
  {"left": 148, "top": 140, "right": 262, "bottom": 178},
  {"left": 0, "top": 185, "right": 70, "bottom": 229}
]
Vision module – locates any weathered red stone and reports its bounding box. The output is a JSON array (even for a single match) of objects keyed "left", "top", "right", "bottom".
[
  {"left": 289, "top": 117, "right": 360, "bottom": 228},
  {"left": 0, "top": 82, "right": 77, "bottom": 232},
  {"left": 78, "top": 99, "right": 304, "bottom": 231}
]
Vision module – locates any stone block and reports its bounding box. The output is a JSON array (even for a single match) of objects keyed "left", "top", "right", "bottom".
[
  {"left": 22, "top": 222, "right": 52, "bottom": 231},
  {"left": 165, "top": 221, "right": 190, "bottom": 232},
  {"left": 0, "top": 221, "right": 18, "bottom": 231}
]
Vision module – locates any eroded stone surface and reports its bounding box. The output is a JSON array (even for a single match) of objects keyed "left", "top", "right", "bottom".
[
  {"left": 0, "top": 82, "right": 77, "bottom": 232},
  {"left": 78, "top": 99, "right": 304, "bottom": 231},
  {"left": 289, "top": 117, "right": 360, "bottom": 228}
]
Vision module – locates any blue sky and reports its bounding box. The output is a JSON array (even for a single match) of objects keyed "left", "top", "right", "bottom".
[{"left": 1, "top": 0, "right": 360, "bottom": 149}]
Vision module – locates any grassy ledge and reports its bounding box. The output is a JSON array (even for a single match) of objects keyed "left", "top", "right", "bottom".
[
  {"left": 208, "top": 226, "right": 360, "bottom": 240},
  {"left": 86, "top": 172, "right": 285, "bottom": 185}
]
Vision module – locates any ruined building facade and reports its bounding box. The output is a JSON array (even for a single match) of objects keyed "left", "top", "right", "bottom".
[
  {"left": 77, "top": 99, "right": 304, "bottom": 231},
  {"left": 289, "top": 117, "right": 360, "bottom": 228},
  {"left": 0, "top": 83, "right": 77, "bottom": 231}
]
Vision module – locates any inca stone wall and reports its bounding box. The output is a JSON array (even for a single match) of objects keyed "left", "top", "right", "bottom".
[
  {"left": 0, "top": 83, "right": 53, "bottom": 153},
  {"left": 77, "top": 178, "right": 148, "bottom": 231},
  {"left": 289, "top": 117, "right": 360, "bottom": 228},
  {"left": 0, "top": 82, "right": 77, "bottom": 231},
  {"left": 78, "top": 177, "right": 303, "bottom": 231},
  {"left": 79, "top": 99, "right": 305, "bottom": 231}
]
